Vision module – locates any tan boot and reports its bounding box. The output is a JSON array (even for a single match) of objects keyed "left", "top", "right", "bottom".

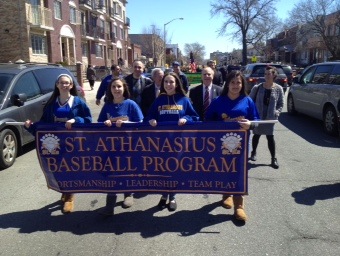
[
  {"left": 62, "top": 193, "right": 75, "bottom": 213},
  {"left": 233, "top": 196, "right": 247, "bottom": 221},
  {"left": 221, "top": 195, "right": 233, "bottom": 209}
]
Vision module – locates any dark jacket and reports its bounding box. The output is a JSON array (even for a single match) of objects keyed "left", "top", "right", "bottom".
[
  {"left": 189, "top": 84, "right": 222, "bottom": 121},
  {"left": 212, "top": 69, "right": 224, "bottom": 87},
  {"left": 140, "top": 83, "right": 158, "bottom": 116},
  {"left": 124, "top": 73, "right": 152, "bottom": 105}
]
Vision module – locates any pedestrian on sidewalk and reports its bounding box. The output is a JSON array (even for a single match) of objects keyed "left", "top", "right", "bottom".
[{"left": 86, "top": 65, "right": 96, "bottom": 90}]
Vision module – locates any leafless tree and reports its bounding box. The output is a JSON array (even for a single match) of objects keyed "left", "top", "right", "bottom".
[
  {"left": 210, "top": 0, "right": 276, "bottom": 65},
  {"left": 287, "top": 0, "right": 340, "bottom": 60},
  {"left": 141, "top": 24, "right": 164, "bottom": 66},
  {"left": 183, "top": 42, "right": 206, "bottom": 65}
]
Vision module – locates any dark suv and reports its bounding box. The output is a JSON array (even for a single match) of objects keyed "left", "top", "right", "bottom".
[
  {"left": 0, "top": 62, "right": 83, "bottom": 169},
  {"left": 287, "top": 62, "right": 340, "bottom": 136},
  {"left": 243, "top": 63, "right": 288, "bottom": 93}
]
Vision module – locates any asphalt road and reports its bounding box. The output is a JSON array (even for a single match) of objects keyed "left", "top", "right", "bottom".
[{"left": 0, "top": 83, "right": 339, "bottom": 256}]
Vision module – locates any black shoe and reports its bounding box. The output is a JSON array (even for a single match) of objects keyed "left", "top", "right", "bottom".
[
  {"left": 158, "top": 197, "right": 167, "bottom": 210},
  {"left": 249, "top": 151, "right": 257, "bottom": 161},
  {"left": 271, "top": 158, "right": 279, "bottom": 169},
  {"left": 168, "top": 200, "right": 177, "bottom": 211}
]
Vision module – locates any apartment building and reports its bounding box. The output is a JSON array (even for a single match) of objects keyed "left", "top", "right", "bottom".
[{"left": 0, "top": 0, "right": 130, "bottom": 69}]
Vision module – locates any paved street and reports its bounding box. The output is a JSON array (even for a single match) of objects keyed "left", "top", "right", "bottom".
[{"left": 0, "top": 82, "right": 339, "bottom": 256}]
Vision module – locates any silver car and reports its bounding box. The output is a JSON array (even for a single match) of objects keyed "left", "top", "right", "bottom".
[{"left": 287, "top": 62, "right": 340, "bottom": 136}]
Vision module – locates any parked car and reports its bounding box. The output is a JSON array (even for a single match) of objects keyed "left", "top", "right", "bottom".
[
  {"left": 282, "top": 64, "right": 293, "bottom": 86},
  {"left": 0, "top": 62, "right": 84, "bottom": 169},
  {"left": 287, "top": 62, "right": 340, "bottom": 136},
  {"left": 243, "top": 63, "right": 288, "bottom": 93}
]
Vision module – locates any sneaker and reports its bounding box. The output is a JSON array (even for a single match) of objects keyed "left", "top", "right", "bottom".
[
  {"left": 271, "top": 158, "right": 279, "bottom": 169},
  {"left": 168, "top": 200, "right": 177, "bottom": 211},
  {"left": 249, "top": 151, "right": 257, "bottom": 161},
  {"left": 122, "top": 195, "right": 134, "bottom": 208},
  {"left": 158, "top": 197, "right": 167, "bottom": 210}
]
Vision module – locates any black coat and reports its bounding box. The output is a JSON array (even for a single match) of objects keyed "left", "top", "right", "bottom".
[
  {"left": 140, "top": 83, "right": 158, "bottom": 116},
  {"left": 189, "top": 84, "right": 222, "bottom": 121}
]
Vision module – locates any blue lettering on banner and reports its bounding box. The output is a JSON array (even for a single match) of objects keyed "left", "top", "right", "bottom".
[{"left": 36, "top": 122, "right": 249, "bottom": 195}]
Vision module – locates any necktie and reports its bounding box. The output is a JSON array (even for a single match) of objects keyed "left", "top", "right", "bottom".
[{"left": 203, "top": 86, "right": 210, "bottom": 119}]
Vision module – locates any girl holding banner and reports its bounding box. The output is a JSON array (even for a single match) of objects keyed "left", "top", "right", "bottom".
[
  {"left": 145, "top": 72, "right": 199, "bottom": 211},
  {"left": 205, "top": 70, "right": 260, "bottom": 222},
  {"left": 25, "top": 74, "right": 92, "bottom": 214},
  {"left": 97, "top": 78, "right": 144, "bottom": 215}
]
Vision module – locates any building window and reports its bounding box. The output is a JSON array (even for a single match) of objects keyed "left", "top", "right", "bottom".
[
  {"left": 82, "top": 43, "right": 88, "bottom": 57},
  {"left": 114, "top": 25, "right": 118, "bottom": 37},
  {"left": 54, "top": 0, "right": 62, "bottom": 19},
  {"left": 95, "top": 44, "right": 103, "bottom": 58},
  {"left": 120, "top": 28, "right": 124, "bottom": 39},
  {"left": 70, "top": 6, "right": 77, "bottom": 24},
  {"left": 31, "top": 34, "right": 47, "bottom": 54}
]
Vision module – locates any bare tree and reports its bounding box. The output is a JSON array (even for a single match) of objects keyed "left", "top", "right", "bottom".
[
  {"left": 183, "top": 42, "right": 206, "bottom": 65},
  {"left": 287, "top": 0, "right": 340, "bottom": 60},
  {"left": 210, "top": 0, "right": 276, "bottom": 65},
  {"left": 141, "top": 24, "right": 164, "bottom": 66}
]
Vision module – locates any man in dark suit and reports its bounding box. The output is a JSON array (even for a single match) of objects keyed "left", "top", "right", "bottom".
[
  {"left": 189, "top": 67, "right": 222, "bottom": 121},
  {"left": 207, "top": 60, "right": 224, "bottom": 87},
  {"left": 140, "top": 68, "right": 164, "bottom": 116}
]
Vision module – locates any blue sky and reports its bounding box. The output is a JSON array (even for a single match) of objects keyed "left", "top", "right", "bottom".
[{"left": 127, "top": 0, "right": 295, "bottom": 59}]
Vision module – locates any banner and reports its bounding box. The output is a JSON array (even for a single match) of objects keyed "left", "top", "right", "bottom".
[{"left": 36, "top": 122, "right": 249, "bottom": 195}]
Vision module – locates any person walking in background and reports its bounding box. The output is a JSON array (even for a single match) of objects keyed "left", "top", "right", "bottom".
[
  {"left": 140, "top": 68, "right": 164, "bottom": 116},
  {"left": 25, "top": 74, "right": 92, "bottom": 214},
  {"left": 205, "top": 70, "right": 259, "bottom": 222},
  {"left": 248, "top": 66, "right": 284, "bottom": 169},
  {"left": 86, "top": 65, "right": 96, "bottom": 90},
  {"left": 97, "top": 78, "right": 143, "bottom": 215},
  {"left": 96, "top": 64, "right": 122, "bottom": 106},
  {"left": 124, "top": 60, "right": 152, "bottom": 106},
  {"left": 172, "top": 61, "right": 190, "bottom": 93},
  {"left": 207, "top": 60, "right": 224, "bottom": 87},
  {"left": 144, "top": 72, "right": 199, "bottom": 212},
  {"left": 189, "top": 67, "right": 222, "bottom": 121}
]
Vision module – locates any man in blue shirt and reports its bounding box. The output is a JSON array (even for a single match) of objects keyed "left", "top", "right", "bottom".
[
  {"left": 172, "top": 61, "right": 190, "bottom": 93},
  {"left": 96, "top": 64, "right": 122, "bottom": 105}
]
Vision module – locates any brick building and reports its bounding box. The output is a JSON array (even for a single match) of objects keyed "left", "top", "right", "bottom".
[{"left": 0, "top": 0, "right": 130, "bottom": 69}]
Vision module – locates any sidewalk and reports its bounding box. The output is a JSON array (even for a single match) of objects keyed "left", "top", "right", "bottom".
[{"left": 82, "top": 81, "right": 101, "bottom": 121}]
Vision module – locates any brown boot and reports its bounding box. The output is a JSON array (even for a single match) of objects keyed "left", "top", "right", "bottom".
[
  {"left": 62, "top": 193, "right": 75, "bottom": 213},
  {"left": 221, "top": 195, "right": 233, "bottom": 209},
  {"left": 233, "top": 196, "right": 247, "bottom": 221}
]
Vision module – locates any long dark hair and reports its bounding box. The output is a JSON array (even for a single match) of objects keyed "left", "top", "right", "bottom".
[
  {"left": 44, "top": 74, "right": 78, "bottom": 110},
  {"left": 105, "top": 77, "right": 130, "bottom": 102},
  {"left": 160, "top": 72, "right": 186, "bottom": 96},
  {"left": 221, "top": 70, "right": 247, "bottom": 96}
]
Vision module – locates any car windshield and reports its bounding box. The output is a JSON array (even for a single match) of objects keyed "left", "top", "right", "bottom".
[{"left": 0, "top": 73, "right": 15, "bottom": 105}]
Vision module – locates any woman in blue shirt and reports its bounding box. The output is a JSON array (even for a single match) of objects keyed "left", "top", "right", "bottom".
[
  {"left": 25, "top": 74, "right": 92, "bottom": 214},
  {"left": 206, "top": 70, "right": 259, "bottom": 222},
  {"left": 98, "top": 78, "right": 143, "bottom": 215},
  {"left": 145, "top": 72, "right": 199, "bottom": 212}
]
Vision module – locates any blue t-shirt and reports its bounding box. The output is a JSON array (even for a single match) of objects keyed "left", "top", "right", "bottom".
[
  {"left": 205, "top": 95, "right": 259, "bottom": 121},
  {"left": 97, "top": 99, "right": 143, "bottom": 122}
]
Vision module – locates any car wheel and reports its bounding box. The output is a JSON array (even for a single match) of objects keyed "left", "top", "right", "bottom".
[
  {"left": 0, "top": 129, "right": 18, "bottom": 169},
  {"left": 323, "top": 106, "right": 339, "bottom": 136},
  {"left": 287, "top": 95, "right": 296, "bottom": 114}
]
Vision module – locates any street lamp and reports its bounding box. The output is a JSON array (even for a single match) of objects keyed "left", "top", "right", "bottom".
[{"left": 163, "top": 17, "right": 183, "bottom": 66}]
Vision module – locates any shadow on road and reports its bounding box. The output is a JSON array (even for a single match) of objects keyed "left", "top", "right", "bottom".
[
  {"left": 278, "top": 112, "right": 340, "bottom": 148},
  {"left": 291, "top": 182, "right": 340, "bottom": 205},
  {"left": 0, "top": 200, "right": 243, "bottom": 237}
]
